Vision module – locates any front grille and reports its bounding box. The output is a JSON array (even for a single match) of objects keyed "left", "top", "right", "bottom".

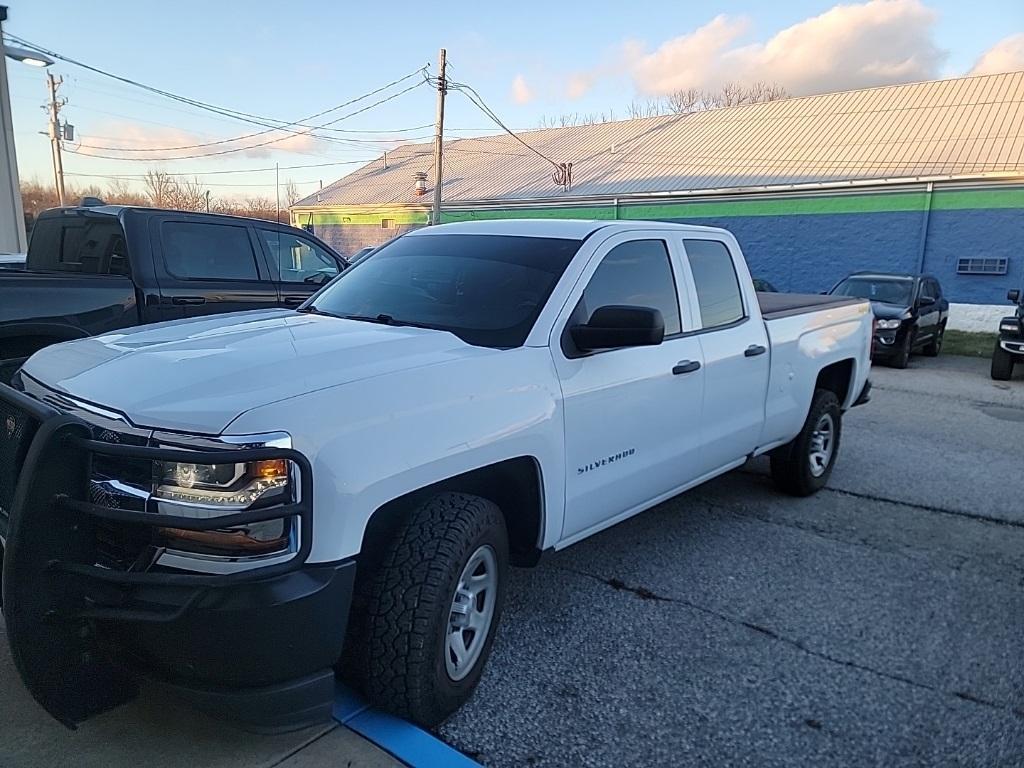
[
  {"left": 87, "top": 429, "right": 154, "bottom": 570},
  {"left": 0, "top": 399, "right": 37, "bottom": 533}
]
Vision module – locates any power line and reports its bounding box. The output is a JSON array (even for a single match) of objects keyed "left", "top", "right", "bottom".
[
  {"left": 62, "top": 157, "right": 380, "bottom": 179},
  {"left": 69, "top": 68, "right": 429, "bottom": 153},
  {"left": 64, "top": 80, "right": 427, "bottom": 161},
  {"left": 3, "top": 32, "right": 430, "bottom": 135},
  {"left": 437, "top": 75, "right": 572, "bottom": 188}
]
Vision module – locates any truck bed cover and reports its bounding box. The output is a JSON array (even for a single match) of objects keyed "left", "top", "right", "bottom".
[{"left": 758, "top": 292, "right": 864, "bottom": 320}]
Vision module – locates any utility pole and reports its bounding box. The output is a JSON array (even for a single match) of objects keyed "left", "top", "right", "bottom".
[
  {"left": 0, "top": 5, "right": 28, "bottom": 252},
  {"left": 205, "top": 189, "right": 210, "bottom": 213},
  {"left": 46, "top": 72, "right": 66, "bottom": 206},
  {"left": 275, "top": 162, "right": 280, "bottom": 223},
  {"left": 430, "top": 48, "right": 446, "bottom": 225}
]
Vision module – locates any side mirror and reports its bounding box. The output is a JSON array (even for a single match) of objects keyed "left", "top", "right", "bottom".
[
  {"left": 570, "top": 305, "right": 665, "bottom": 352},
  {"left": 918, "top": 295, "right": 935, "bottom": 307},
  {"left": 1009, "top": 289, "right": 1021, "bottom": 303}
]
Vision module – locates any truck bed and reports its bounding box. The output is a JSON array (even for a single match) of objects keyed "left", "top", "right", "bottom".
[{"left": 758, "top": 292, "right": 863, "bottom": 320}]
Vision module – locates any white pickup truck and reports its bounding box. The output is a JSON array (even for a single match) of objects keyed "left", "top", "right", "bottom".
[{"left": 0, "top": 220, "right": 871, "bottom": 731}]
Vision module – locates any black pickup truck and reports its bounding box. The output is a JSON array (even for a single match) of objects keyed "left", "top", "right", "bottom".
[{"left": 0, "top": 206, "right": 347, "bottom": 380}]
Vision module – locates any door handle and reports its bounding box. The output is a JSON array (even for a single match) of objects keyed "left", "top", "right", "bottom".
[
  {"left": 171, "top": 296, "right": 207, "bottom": 306},
  {"left": 672, "top": 360, "right": 701, "bottom": 375},
  {"left": 283, "top": 296, "right": 305, "bottom": 306},
  {"left": 744, "top": 344, "right": 767, "bottom": 357}
]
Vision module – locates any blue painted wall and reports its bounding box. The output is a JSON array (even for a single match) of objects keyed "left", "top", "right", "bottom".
[{"left": 655, "top": 208, "right": 1021, "bottom": 304}]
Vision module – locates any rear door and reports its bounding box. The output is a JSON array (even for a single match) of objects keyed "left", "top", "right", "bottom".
[
  {"left": 254, "top": 227, "right": 345, "bottom": 309},
  {"left": 677, "top": 236, "right": 771, "bottom": 475},
  {"left": 151, "top": 217, "right": 279, "bottom": 321},
  {"left": 554, "top": 232, "right": 707, "bottom": 543}
]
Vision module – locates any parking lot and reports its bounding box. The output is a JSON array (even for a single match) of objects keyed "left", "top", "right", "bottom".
[
  {"left": 3, "top": 353, "right": 1023, "bottom": 767},
  {"left": 438, "top": 354, "right": 1024, "bottom": 767}
]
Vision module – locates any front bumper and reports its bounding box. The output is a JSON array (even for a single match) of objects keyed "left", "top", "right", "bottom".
[
  {"left": 871, "top": 330, "right": 900, "bottom": 357},
  {"left": 134, "top": 560, "right": 354, "bottom": 731},
  {"left": 0, "top": 381, "right": 349, "bottom": 732}
]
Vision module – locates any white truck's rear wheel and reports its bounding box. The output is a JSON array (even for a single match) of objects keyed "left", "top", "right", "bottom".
[
  {"left": 344, "top": 492, "right": 508, "bottom": 727},
  {"left": 770, "top": 389, "right": 841, "bottom": 496}
]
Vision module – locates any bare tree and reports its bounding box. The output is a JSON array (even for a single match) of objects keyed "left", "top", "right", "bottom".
[
  {"left": 665, "top": 81, "right": 789, "bottom": 114},
  {"left": 166, "top": 177, "right": 208, "bottom": 212},
  {"left": 106, "top": 177, "right": 147, "bottom": 205},
  {"left": 143, "top": 170, "right": 175, "bottom": 207},
  {"left": 284, "top": 179, "right": 300, "bottom": 207}
]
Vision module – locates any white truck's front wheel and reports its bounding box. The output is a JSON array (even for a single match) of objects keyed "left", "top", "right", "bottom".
[{"left": 345, "top": 492, "right": 508, "bottom": 727}]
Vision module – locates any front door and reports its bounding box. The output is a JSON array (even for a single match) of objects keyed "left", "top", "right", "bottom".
[
  {"left": 255, "top": 227, "right": 344, "bottom": 309},
  {"left": 151, "top": 218, "right": 279, "bottom": 321},
  {"left": 554, "top": 234, "right": 706, "bottom": 543}
]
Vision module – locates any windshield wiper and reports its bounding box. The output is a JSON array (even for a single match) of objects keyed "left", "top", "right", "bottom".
[{"left": 338, "top": 313, "right": 439, "bottom": 330}]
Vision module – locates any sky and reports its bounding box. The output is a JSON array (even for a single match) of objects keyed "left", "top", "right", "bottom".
[{"left": 3, "top": 0, "right": 1023, "bottom": 203}]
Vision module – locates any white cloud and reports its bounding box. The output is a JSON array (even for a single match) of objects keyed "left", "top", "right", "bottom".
[
  {"left": 511, "top": 74, "right": 534, "bottom": 104},
  {"left": 618, "top": 0, "right": 947, "bottom": 98},
  {"left": 970, "top": 34, "right": 1024, "bottom": 76}
]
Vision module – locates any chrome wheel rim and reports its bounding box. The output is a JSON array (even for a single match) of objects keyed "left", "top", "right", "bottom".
[
  {"left": 446, "top": 544, "right": 497, "bottom": 681},
  {"left": 808, "top": 413, "right": 835, "bottom": 477}
]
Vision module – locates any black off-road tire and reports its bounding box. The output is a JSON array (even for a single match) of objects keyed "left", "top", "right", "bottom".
[
  {"left": 923, "top": 323, "right": 945, "bottom": 357},
  {"left": 991, "top": 342, "right": 1015, "bottom": 381},
  {"left": 343, "top": 492, "right": 508, "bottom": 727},
  {"left": 770, "top": 389, "right": 842, "bottom": 497}
]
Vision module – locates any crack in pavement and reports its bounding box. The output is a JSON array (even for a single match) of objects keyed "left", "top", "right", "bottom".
[
  {"left": 823, "top": 486, "right": 1024, "bottom": 530},
  {"left": 692, "top": 494, "right": 1024, "bottom": 587},
  {"left": 551, "top": 564, "right": 1024, "bottom": 722},
  {"left": 869, "top": 383, "right": 1024, "bottom": 412},
  {"left": 736, "top": 469, "right": 1024, "bottom": 530}
]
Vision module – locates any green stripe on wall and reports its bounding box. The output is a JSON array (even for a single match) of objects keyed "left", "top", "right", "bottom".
[
  {"left": 300, "top": 186, "right": 1024, "bottom": 226},
  {"left": 930, "top": 188, "right": 1024, "bottom": 210},
  {"left": 440, "top": 206, "right": 616, "bottom": 222},
  {"left": 298, "top": 210, "right": 430, "bottom": 225}
]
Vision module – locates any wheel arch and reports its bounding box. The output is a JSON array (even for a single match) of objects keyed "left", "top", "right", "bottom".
[
  {"left": 358, "top": 456, "right": 546, "bottom": 570},
  {"left": 815, "top": 358, "right": 855, "bottom": 408}
]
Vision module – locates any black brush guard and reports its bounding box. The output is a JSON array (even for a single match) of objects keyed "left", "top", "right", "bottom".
[{"left": 0, "top": 382, "right": 314, "bottom": 728}]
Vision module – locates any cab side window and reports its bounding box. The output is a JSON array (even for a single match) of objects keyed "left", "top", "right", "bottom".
[
  {"left": 683, "top": 239, "right": 745, "bottom": 329},
  {"left": 258, "top": 229, "right": 340, "bottom": 284},
  {"left": 575, "top": 240, "right": 681, "bottom": 336}
]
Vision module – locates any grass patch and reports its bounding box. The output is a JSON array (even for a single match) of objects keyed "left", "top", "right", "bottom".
[{"left": 942, "top": 330, "right": 997, "bottom": 358}]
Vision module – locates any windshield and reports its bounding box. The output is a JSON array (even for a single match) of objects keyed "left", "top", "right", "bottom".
[
  {"left": 306, "top": 233, "right": 584, "bottom": 348},
  {"left": 832, "top": 277, "right": 914, "bottom": 305}
]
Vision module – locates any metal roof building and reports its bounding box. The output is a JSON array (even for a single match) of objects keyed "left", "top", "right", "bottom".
[{"left": 292, "top": 72, "right": 1024, "bottom": 304}]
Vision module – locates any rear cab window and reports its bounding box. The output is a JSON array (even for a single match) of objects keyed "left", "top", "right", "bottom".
[
  {"left": 160, "top": 221, "right": 260, "bottom": 281},
  {"left": 27, "top": 215, "right": 130, "bottom": 276},
  {"left": 682, "top": 239, "right": 745, "bottom": 329}
]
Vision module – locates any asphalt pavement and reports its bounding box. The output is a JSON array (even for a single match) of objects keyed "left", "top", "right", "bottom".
[
  {"left": 2, "top": 354, "right": 1021, "bottom": 767},
  {"left": 439, "top": 354, "right": 1024, "bottom": 767}
]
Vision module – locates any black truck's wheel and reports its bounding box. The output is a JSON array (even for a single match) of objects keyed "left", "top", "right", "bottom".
[
  {"left": 345, "top": 492, "right": 508, "bottom": 727},
  {"left": 770, "top": 389, "right": 842, "bottom": 497},
  {"left": 891, "top": 331, "right": 912, "bottom": 369},
  {"left": 991, "top": 342, "right": 1015, "bottom": 381},
  {"left": 923, "top": 324, "right": 945, "bottom": 357}
]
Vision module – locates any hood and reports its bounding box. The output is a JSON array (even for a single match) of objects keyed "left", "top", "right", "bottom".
[
  {"left": 23, "top": 309, "right": 490, "bottom": 434},
  {"left": 868, "top": 301, "right": 911, "bottom": 320}
]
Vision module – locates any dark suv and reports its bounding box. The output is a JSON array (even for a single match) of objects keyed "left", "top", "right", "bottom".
[
  {"left": 992, "top": 288, "right": 1024, "bottom": 381},
  {"left": 829, "top": 272, "right": 949, "bottom": 368}
]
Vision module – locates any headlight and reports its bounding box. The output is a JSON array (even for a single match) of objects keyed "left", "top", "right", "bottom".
[
  {"left": 1000, "top": 321, "right": 1020, "bottom": 334},
  {"left": 153, "top": 457, "right": 294, "bottom": 559},
  {"left": 876, "top": 318, "right": 901, "bottom": 330},
  {"left": 154, "top": 458, "right": 289, "bottom": 508}
]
